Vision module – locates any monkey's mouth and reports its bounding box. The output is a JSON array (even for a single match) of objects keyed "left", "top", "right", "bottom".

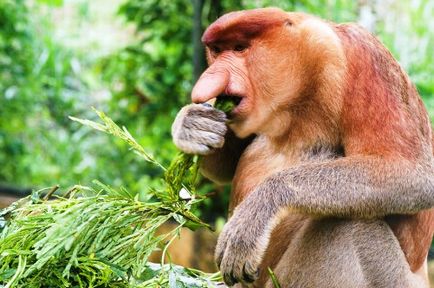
[{"left": 216, "top": 94, "right": 244, "bottom": 114}]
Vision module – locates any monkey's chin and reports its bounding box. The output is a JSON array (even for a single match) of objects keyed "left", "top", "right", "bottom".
[{"left": 229, "top": 119, "right": 256, "bottom": 139}]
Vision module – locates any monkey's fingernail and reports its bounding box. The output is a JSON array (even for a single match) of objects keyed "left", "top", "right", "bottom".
[
  {"left": 201, "top": 103, "right": 212, "bottom": 108},
  {"left": 243, "top": 263, "right": 259, "bottom": 282},
  {"left": 243, "top": 271, "right": 256, "bottom": 283},
  {"left": 224, "top": 272, "right": 236, "bottom": 286}
]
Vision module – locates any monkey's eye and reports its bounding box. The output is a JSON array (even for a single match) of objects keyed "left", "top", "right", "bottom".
[
  {"left": 234, "top": 45, "right": 247, "bottom": 52},
  {"left": 211, "top": 46, "right": 221, "bottom": 54}
]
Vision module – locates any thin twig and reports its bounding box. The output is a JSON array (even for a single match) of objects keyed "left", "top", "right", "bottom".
[
  {"left": 63, "top": 186, "right": 78, "bottom": 199},
  {"left": 43, "top": 185, "right": 59, "bottom": 201}
]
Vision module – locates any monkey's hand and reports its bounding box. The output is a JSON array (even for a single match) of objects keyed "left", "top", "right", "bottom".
[
  {"left": 215, "top": 185, "right": 277, "bottom": 286},
  {"left": 171, "top": 103, "right": 227, "bottom": 155}
]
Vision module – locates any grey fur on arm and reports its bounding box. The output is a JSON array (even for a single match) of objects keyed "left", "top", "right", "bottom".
[{"left": 246, "top": 156, "right": 434, "bottom": 219}]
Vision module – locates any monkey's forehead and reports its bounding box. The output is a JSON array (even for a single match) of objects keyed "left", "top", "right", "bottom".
[{"left": 202, "top": 8, "right": 291, "bottom": 46}]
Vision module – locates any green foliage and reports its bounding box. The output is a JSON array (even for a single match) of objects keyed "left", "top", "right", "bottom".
[
  {"left": 133, "top": 263, "right": 221, "bottom": 288},
  {"left": 243, "top": 0, "right": 357, "bottom": 22},
  {"left": 0, "top": 111, "right": 219, "bottom": 287},
  {"left": 101, "top": 0, "right": 194, "bottom": 115},
  {"left": 267, "top": 267, "right": 282, "bottom": 288},
  {"left": 1, "top": 190, "right": 169, "bottom": 287},
  {"left": 0, "top": 0, "right": 88, "bottom": 187},
  {"left": 214, "top": 96, "right": 238, "bottom": 116},
  {"left": 36, "top": 0, "right": 63, "bottom": 6}
]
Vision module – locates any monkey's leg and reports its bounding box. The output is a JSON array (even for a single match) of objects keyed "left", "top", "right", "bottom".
[
  {"left": 262, "top": 217, "right": 367, "bottom": 288},
  {"left": 264, "top": 219, "right": 427, "bottom": 288},
  {"left": 350, "top": 220, "right": 427, "bottom": 288}
]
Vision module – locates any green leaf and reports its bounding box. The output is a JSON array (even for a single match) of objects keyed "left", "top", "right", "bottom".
[
  {"left": 268, "top": 267, "right": 282, "bottom": 288},
  {"left": 36, "top": 0, "right": 64, "bottom": 7}
]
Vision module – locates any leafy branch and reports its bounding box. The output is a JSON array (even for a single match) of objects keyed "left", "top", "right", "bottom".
[{"left": 0, "top": 110, "right": 219, "bottom": 287}]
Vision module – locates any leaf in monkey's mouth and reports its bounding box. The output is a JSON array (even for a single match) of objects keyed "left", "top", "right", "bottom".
[{"left": 215, "top": 94, "right": 243, "bottom": 114}]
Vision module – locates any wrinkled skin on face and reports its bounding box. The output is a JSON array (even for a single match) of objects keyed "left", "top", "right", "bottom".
[
  {"left": 193, "top": 11, "right": 299, "bottom": 138},
  {"left": 192, "top": 9, "right": 344, "bottom": 141}
]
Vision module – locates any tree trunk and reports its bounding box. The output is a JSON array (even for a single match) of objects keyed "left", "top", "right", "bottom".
[{"left": 192, "top": 0, "right": 206, "bottom": 84}]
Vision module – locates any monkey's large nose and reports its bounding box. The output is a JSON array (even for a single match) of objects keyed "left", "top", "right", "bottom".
[{"left": 191, "top": 66, "right": 229, "bottom": 104}]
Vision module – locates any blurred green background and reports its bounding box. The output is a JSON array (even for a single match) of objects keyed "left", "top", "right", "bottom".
[{"left": 0, "top": 0, "right": 433, "bottom": 261}]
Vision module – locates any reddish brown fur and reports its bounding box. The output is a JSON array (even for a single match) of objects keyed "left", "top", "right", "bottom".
[
  {"left": 336, "top": 24, "right": 434, "bottom": 271},
  {"left": 387, "top": 210, "right": 434, "bottom": 272},
  {"left": 198, "top": 8, "right": 434, "bottom": 277},
  {"left": 337, "top": 25, "right": 430, "bottom": 159}
]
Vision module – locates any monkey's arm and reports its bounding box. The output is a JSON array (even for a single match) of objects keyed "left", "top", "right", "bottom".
[
  {"left": 216, "top": 156, "right": 434, "bottom": 285},
  {"left": 254, "top": 156, "right": 434, "bottom": 218},
  {"left": 200, "top": 130, "right": 254, "bottom": 184}
]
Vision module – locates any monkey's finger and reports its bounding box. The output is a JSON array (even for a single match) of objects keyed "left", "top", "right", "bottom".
[
  {"left": 174, "top": 124, "right": 224, "bottom": 146},
  {"left": 215, "top": 230, "right": 231, "bottom": 268},
  {"left": 183, "top": 116, "right": 227, "bottom": 136},
  {"left": 184, "top": 130, "right": 225, "bottom": 149},
  {"left": 215, "top": 242, "right": 225, "bottom": 268},
  {"left": 219, "top": 239, "right": 244, "bottom": 286},
  {"left": 173, "top": 140, "right": 213, "bottom": 155},
  {"left": 223, "top": 269, "right": 237, "bottom": 287},
  {"left": 186, "top": 104, "right": 227, "bottom": 122},
  {"left": 242, "top": 262, "right": 259, "bottom": 283},
  {"left": 221, "top": 251, "right": 245, "bottom": 286},
  {"left": 205, "top": 134, "right": 226, "bottom": 149}
]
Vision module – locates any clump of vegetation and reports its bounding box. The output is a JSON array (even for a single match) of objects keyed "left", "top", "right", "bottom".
[
  {"left": 0, "top": 99, "right": 236, "bottom": 288},
  {"left": 0, "top": 186, "right": 216, "bottom": 287}
]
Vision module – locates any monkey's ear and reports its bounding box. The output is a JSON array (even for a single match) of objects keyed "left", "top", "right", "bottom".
[{"left": 202, "top": 8, "right": 289, "bottom": 47}]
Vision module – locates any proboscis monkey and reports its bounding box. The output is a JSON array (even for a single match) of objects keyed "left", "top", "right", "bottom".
[{"left": 171, "top": 8, "right": 434, "bottom": 288}]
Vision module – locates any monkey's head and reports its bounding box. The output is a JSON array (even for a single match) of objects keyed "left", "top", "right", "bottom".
[{"left": 191, "top": 8, "right": 345, "bottom": 139}]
